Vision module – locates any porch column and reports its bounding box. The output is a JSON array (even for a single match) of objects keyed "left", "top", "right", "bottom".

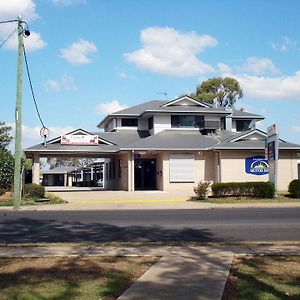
[
  {"left": 63, "top": 173, "right": 68, "bottom": 186},
  {"left": 32, "top": 153, "right": 40, "bottom": 185},
  {"left": 128, "top": 151, "right": 135, "bottom": 191}
]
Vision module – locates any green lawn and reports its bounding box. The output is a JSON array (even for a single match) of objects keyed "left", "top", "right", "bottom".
[
  {"left": 0, "top": 256, "right": 158, "bottom": 300},
  {"left": 222, "top": 255, "right": 300, "bottom": 300},
  {"left": 0, "top": 192, "right": 65, "bottom": 206}
]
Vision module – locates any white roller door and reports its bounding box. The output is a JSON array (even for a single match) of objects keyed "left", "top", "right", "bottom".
[{"left": 169, "top": 154, "right": 194, "bottom": 182}]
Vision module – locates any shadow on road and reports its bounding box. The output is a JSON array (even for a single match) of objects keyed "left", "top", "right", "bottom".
[{"left": 0, "top": 218, "right": 225, "bottom": 243}]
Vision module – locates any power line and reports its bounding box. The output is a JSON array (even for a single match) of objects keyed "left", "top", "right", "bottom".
[
  {"left": 0, "top": 28, "right": 17, "bottom": 49},
  {"left": 0, "top": 19, "right": 18, "bottom": 24},
  {"left": 23, "top": 44, "right": 47, "bottom": 129}
]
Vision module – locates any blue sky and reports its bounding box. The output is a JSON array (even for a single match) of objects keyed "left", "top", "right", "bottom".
[{"left": 0, "top": 0, "right": 300, "bottom": 148}]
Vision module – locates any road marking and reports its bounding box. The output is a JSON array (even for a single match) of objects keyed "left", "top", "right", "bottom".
[{"left": 72, "top": 198, "right": 187, "bottom": 204}]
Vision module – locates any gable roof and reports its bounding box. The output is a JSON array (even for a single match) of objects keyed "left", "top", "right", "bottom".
[
  {"left": 97, "top": 99, "right": 230, "bottom": 128},
  {"left": 161, "top": 95, "right": 211, "bottom": 108},
  {"left": 46, "top": 128, "right": 114, "bottom": 146}
]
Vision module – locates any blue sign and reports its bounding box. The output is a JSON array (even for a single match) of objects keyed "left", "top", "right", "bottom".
[{"left": 245, "top": 156, "right": 269, "bottom": 175}]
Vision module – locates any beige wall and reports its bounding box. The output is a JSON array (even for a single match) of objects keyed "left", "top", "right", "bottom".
[
  {"left": 159, "top": 151, "right": 217, "bottom": 192},
  {"left": 106, "top": 152, "right": 130, "bottom": 191},
  {"left": 220, "top": 150, "right": 298, "bottom": 191}
]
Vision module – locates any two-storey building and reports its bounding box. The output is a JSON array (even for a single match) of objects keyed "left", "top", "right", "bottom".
[{"left": 25, "top": 95, "right": 300, "bottom": 191}]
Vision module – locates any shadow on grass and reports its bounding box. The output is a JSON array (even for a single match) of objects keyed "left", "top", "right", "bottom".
[
  {"left": 222, "top": 255, "right": 300, "bottom": 300},
  {"left": 0, "top": 256, "right": 155, "bottom": 300}
]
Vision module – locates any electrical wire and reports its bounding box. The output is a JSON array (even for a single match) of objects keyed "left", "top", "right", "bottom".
[
  {"left": 0, "top": 19, "right": 18, "bottom": 24},
  {"left": 23, "top": 44, "right": 46, "bottom": 129},
  {"left": 0, "top": 28, "right": 17, "bottom": 49}
]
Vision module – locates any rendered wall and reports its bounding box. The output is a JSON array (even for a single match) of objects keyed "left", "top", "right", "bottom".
[
  {"left": 160, "top": 151, "right": 217, "bottom": 191},
  {"left": 220, "top": 150, "right": 298, "bottom": 191}
]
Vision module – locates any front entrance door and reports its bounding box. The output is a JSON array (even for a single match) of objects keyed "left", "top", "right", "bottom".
[{"left": 134, "top": 159, "right": 156, "bottom": 190}]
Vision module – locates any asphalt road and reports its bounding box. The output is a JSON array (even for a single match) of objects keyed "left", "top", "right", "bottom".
[{"left": 0, "top": 208, "right": 299, "bottom": 243}]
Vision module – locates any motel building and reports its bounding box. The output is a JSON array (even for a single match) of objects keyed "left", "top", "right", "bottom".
[{"left": 25, "top": 95, "right": 300, "bottom": 192}]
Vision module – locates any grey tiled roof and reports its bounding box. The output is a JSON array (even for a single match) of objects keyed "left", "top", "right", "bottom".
[
  {"left": 122, "top": 130, "right": 218, "bottom": 150},
  {"left": 232, "top": 110, "right": 264, "bottom": 119}
]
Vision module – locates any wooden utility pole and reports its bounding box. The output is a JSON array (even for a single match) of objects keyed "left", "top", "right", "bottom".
[{"left": 13, "top": 16, "right": 24, "bottom": 209}]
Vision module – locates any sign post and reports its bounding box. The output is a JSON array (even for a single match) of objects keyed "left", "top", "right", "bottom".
[{"left": 266, "top": 124, "right": 279, "bottom": 190}]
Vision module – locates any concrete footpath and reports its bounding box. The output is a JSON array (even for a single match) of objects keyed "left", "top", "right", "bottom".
[
  {"left": 0, "top": 244, "right": 299, "bottom": 300},
  {"left": 1, "top": 189, "right": 300, "bottom": 211}
]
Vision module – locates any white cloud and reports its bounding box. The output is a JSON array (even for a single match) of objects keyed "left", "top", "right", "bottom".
[
  {"left": 52, "top": 0, "right": 86, "bottom": 6},
  {"left": 236, "top": 57, "right": 279, "bottom": 75},
  {"left": 0, "top": 0, "right": 46, "bottom": 52},
  {"left": 44, "top": 79, "right": 60, "bottom": 92},
  {"left": 44, "top": 74, "right": 77, "bottom": 92},
  {"left": 217, "top": 63, "right": 232, "bottom": 75},
  {"left": 233, "top": 71, "right": 300, "bottom": 100},
  {"left": 95, "top": 100, "right": 128, "bottom": 115},
  {"left": 8, "top": 124, "right": 74, "bottom": 149},
  {"left": 271, "top": 36, "right": 298, "bottom": 52},
  {"left": 117, "top": 71, "right": 128, "bottom": 79},
  {"left": 61, "top": 74, "right": 77, "bottom": 91},
  {"left": 60, "top": 39, "right": 97, "bottom": 65},
  {"left": 124, "top": 27, "right": 217, "bottom": 77}
]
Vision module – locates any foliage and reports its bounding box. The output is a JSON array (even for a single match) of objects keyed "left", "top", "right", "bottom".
[
  {"left": 191, "top": 77, "right": 243, "bottom": 108},
  {"left": 0, "top": 122, "right": 13, "bottom": 152},
  {"left": 22, "top": 156, "right": 32, "bottom": 171},
  {"left": 288, "top": 179, "right": 300, "bottom": 198},
  {"left": 193, "top": 181, "right": 211, "bottom": 200},
  {"left": 0, "top": 151, "right": 14, "bottom": 190},
  {"left": 23, "top": 183, "right": 45, "bottom": 198},
  {"left": 211, "top": 182, "right": 275, "bottom": 198}
]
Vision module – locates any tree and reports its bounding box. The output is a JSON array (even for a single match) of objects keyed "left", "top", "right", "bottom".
[
  {"left": 0, "top": 122, "right": 14, "bottom": 189},
  {"left": 191, "top": 77, "right": 243, "bottom": 108},
  {"left": 0, "top": 122, "right": 13, "bottom": 152}
]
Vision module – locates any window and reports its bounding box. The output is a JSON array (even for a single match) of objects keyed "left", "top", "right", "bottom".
[
  {"left": 236, "top": 120, "right": 251, "bottom": 131},
  {"left": 169, "top": 154, "right": 194, "bottom": 182},
  {"left": 148, "top": 116, "right": 153, "bottom": 130},
  {"left": 171, "top": 115, "right": 204, "bottom": 128},
  {"left": 121, "top": 118, "right": 138, "bottom": 127}
]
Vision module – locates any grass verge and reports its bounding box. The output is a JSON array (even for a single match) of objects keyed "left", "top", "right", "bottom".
[
  {"left": 0, "top": 256, "right": 158, "bottom": 300},
  {"left": 191, "top": 194, "right": 300, "bottom": 204},
  {"left": 222, "top": 255, "right": 300, "bottom": 300},
  {"left": 0, "top": 192, "right": 65, "bottom": 206}
]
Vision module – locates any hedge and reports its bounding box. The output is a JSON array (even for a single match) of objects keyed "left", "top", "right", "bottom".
[
  {"left": 211, "top": 182, "right": 275, "bottom": 198},
  {"left": 288, "top": 179, "right": 300, "bottom": 198},
  {"left": 23, "top": 183, "right": 45, "bottom": 198}
]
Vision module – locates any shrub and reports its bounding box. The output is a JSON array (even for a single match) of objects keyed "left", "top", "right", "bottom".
[
  {"left": 288, "top": 179, "right": 300, "bottom": 198},
  {"left": 23, "top": 183, "right": 45, "bottom": 198},
  {"left": 194, "top": 181, "right": 211, "bottom": 200},
  {"left": 0, "top": 151, "right": 14, "bottom": 190},
  {"left": 211, "top": 182, "right": 275, "bottom": 198}
]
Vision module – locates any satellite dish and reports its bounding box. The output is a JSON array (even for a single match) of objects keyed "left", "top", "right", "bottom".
[{"left": 40, "top": 127, "right": 50, "bottom": 139}]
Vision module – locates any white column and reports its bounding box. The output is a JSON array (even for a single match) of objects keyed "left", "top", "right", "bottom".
[{"left": 32, "top": 153, "right": 40, "bottom": 185}]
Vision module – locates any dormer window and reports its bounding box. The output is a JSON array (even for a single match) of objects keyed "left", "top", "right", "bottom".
[
  {"left": 236, "top": 120, "right": 251, "bottom": 131},
  {"left": 171, "top": 115, "right": 204, "bottom": 128},
  {"left": 121, "top": 118, "right": 138, "bottom": 127}
]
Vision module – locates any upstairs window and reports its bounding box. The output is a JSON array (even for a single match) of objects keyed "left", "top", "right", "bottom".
[
  {"left": 236, "top": 120, "right": 251, "bottom": 131},
  {"left": 121, "top": 118, "right": 138, "bottom": 127},
  {"left": 171, "top": 115, "right": 204, "bottom": 128}
]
